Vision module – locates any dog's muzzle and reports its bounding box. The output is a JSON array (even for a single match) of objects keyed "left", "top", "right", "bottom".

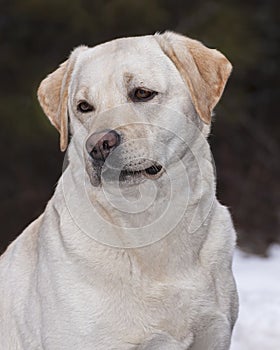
[{"left": 85, "top": 129, "right": 163, "bottom": 182}]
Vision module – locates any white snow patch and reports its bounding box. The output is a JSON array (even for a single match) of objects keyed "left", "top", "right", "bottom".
[{"left": 231, "top": 244, "right": 280, "bottom": 350}]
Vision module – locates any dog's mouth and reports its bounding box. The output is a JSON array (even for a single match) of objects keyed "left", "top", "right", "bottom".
[
  {"left": 120, "top": 163, "right": 163, "bottom": 180},
  {"left": 89, "top": 159, "right": 164, "bottom": 185}
]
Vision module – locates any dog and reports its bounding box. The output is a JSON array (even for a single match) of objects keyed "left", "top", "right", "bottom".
[{"left": 0, "top": 31, "right": 238, "bottom": 349}]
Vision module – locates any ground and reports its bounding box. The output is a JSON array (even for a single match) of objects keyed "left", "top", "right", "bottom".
[{"left": 231, "top": 244, "right": 280, "bottom": 349}]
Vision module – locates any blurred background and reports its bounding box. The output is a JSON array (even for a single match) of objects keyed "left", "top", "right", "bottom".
[{"left": 1, "top": 0, "right": 279, "bottom": 256}]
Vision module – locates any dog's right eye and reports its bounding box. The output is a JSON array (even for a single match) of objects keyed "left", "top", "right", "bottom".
[{"left": 77, "top": 101, "right": 94, "bottom": 113}]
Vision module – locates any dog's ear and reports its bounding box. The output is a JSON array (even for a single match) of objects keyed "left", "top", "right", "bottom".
[
  {"left": 155, "top": 31, "right": 232, "bottom": 124},
  {"left": 37, "top": 46, "right": 87, "bottom": 151}
]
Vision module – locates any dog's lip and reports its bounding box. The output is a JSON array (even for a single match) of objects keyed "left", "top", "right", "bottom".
[
  {"left": 94, "top": 162, "right": 164, "bottom": 182},
  {"left": 120, "top": 163, "right": 163, "bottom": 179},
  {"left": 143, "top": 164, "right": 163, "bottom": 178},
  {"left": 89, "top": 158, "right": 164, "bottom": 183}
]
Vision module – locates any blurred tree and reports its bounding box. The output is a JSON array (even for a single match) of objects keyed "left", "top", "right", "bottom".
[{"left": 0, "top": 0, "right": 279, "bottom": 254}]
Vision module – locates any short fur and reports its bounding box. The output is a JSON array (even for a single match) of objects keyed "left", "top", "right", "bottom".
[{"left": 0, "top": 31, "right": 238, "bottom": 349}]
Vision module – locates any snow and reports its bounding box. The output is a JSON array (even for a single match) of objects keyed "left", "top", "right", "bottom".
[{"left": 231, "top": 244, "right": 280, "bottom": 350}]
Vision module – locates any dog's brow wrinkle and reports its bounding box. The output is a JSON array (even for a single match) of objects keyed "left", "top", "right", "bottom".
[{"left": 124, "top": 72, "right": 134, "bottom": 84}]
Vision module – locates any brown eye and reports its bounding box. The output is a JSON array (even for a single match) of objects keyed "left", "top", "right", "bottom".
[
  {"left": 77, "top": 101, "right": 94, "bottom": 113},
  {"left": 131, "top": 88, "right": 157, "bottom": 102}
]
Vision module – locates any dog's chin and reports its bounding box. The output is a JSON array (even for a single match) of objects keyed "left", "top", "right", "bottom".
[{"left": 87, "top": 162, "right": 164, "bottom": 187}]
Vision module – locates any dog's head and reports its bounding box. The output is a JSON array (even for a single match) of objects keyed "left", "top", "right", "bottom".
[{"left": 38, "top": 32, "right": 231, "bottom": 187}]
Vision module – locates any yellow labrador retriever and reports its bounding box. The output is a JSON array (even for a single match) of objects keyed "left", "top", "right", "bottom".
[{"left": 0, "top": 32, "right": 238, "bottom": 349}]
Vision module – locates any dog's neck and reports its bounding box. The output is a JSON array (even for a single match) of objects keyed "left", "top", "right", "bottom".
[{"left": 46, "top": 135, "right": 216, "bottom": 276}]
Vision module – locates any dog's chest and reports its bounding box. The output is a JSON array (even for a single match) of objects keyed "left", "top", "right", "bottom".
[
  {"left": 71, "top": 242, "right": 202, "bottom": 347},
  {"left": 94, "top": 270, "right": 194, "bottom": 345}
]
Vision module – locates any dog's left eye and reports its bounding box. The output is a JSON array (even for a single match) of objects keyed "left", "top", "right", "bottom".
[
  {"left": 77, "top": 101, "right": 94, "bottom": 113},
  {"left": 131, "top": 88, "right": 158, "bottom": 102}
]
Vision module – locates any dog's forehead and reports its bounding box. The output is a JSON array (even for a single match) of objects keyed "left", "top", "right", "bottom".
[{"left": 72, "top": 35, "right": 177, "bottom": 88}]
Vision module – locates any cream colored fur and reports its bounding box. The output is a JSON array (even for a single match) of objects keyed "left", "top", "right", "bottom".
[{"left": 0, "top": 32, "right": 238, "bottom": 349}]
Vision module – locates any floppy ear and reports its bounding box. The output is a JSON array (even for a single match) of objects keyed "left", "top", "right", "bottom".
[
  {"left": 37, "top": 46, "right": 87, "bottom": 151},
  {"left": 155, "top": 31, "right": 232, "bottom": 124}
]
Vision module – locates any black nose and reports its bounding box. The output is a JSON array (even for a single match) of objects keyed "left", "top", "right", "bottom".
[{"left": 86, "top": 130, "right": 120, "bottom": 162}]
